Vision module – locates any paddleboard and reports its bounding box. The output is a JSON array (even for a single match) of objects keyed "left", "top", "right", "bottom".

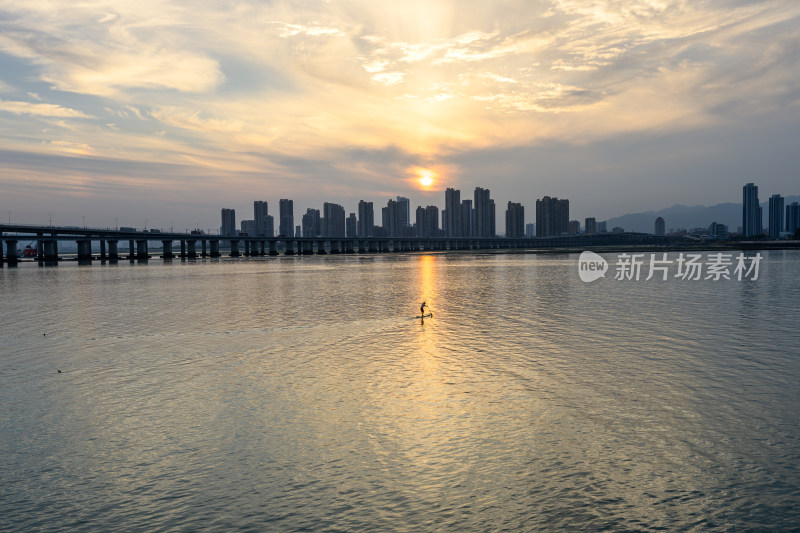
[{"left": 415, "top": 313, "right": 433, "bottom": 319}]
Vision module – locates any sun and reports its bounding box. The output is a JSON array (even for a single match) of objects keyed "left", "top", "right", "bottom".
[{"left": 417, "top": 168, "right": 436, "bottom": 189}]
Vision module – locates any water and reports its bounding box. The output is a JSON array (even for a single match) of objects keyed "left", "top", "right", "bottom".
[{"left": 2, "top": 251, "right": 799, "bottom": 531}]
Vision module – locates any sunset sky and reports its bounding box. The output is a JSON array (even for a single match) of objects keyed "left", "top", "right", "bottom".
[{"left": 1, "top": 0, "right": 799, "bottom": 230}]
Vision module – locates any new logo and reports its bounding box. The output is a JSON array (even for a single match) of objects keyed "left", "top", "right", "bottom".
[{"left": 578, "top": 251, "right": 608, "bottom": 282}]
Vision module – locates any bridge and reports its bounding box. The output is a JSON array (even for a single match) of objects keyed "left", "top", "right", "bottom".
[{"left": 0, "top": 224, "right": 668, "bottom": 264}]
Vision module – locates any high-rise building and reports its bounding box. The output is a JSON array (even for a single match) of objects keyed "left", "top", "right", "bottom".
[
  {"left": 505, "top": 202, "right": 525, "bottom": 238},
  {"left": 768, "top": 194, "right": 784, "bottom": 238},
  {"left": 597, "top": 221, "right": 607, "bottom": 233},
  {"left": 295, "top": 225, "right": 301, "bottom": 238},
  {"left": 240, "top": 219, "right": 256, "bottom": 235},
  {"left": 279, "top": 199, "right": 294, "bottom": 237},
  {"left": 254, "top": 201, "right": 269, "bottom": 236},
  {"left": 323, "top": 202, "right": 346, "bottom": 237},
  {"left": 264, "top": 215, "right": 274, "bottom": 237},
  {"left": 474, "top": 187, "right": 492, "bottom": 237},
  {"left": 396, "top": 196, "right": 410, "bottom": 228},
  {"left": 445, "top": 188, "right": 462, "bottom": 238},
  {"left": 654, "top": 217, "right": 665, "bottom": 236},
  {"left": 382, "top": 199, "right": 403, "bottom": 237},
  {"left": 461, "top": 200, "right": 473, "bottom": 237},
  {"left": 489, "top": 199, "right": 496, "bottom": 237},
  {"left": 709, "top": 222, "right": 728, "bottom": 239},
  {"left": 346, "top": 213, "right": 357, "bottom": 238},
  {"left": 416, "top": 205, "right": 439, "bottom": 237},
  {"left": 786, "top": 202, "right": 800, "bottom": 234},
  {"left": 526, "top": 223, "right": 535, "bottom": 237},
  {"left": 742, "top": 183, "right": 761, "bottom": 237},
  {"left": 568, "top": 220, "right": 580, "bottom": 235},
  {"left": 585, "top": 217, "right": 597, "bottom": 235},
  {"left": 535, "top": 196, "right": 569, "bottom": 237},
  {"left": 221, "top": 208, "right": 236, "bottom": 236},
  {"left": 302, "top": 208, "right": 321, "bottom": 237},
  {"left": 357, "top": 200, "right": 374, "bottom": 237}
]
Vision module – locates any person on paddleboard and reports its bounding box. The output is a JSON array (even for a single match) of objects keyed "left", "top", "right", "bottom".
[{"left": 420, "top": 300, "right": 428, "bottom": 316}]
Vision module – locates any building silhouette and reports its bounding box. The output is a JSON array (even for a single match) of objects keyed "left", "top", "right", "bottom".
[
  {"left": 787, "top": 202, "right": 800, "bottom": 234},
  {"left": 568, "top": 220, "right": 580, "bottom": 235},
  {"left": 302, "top": 208, "right": 321, "bottom": 237},
  {"left": 357, "top": 200, "right": 374, "bottom": 237},
  {"left": 535, "top": 196, "right": 569, "bottom": 237},
  {"left": 323, "top": 202, "right": 346, "bottom": 237},
  {"left": 444, "top": 188, "right": 462, "bottom": 237},
  {"left": 221, "top": 208, "right": 236, "bottom": 236},
  {"left": 346, "top": 213, "right": 357, "bottom": 238},
  {"left": 473, "top": 187, "right": 493, "bottom": 238},
  {"left": 396, "top": 196, "right": 410, "bottom": 229},
  {"left": 461, "top": 200, "right": 473, "bottom": 237},
  {"left": 254, "top": 201, "right": 270, "bottom": 236},
  {"left": 654, "top": 217, "right": 665, "bottom": 236},
  {"left": 742, "top": 183, "right": 762, "bottom": 237},
  {"left": 279, "top": 199, "right": 294, "bottom": 237},
  {"left": 505, "top": 202, "right": 525, "bottom": 238},
  {"left": 525, "top": 223, "right": 535, "bottom": 237},
  {"left": 585, "top": 217, "right": 597, "bottom": 235},
  {"left": 416, "top": 205, "right": 439, "bottom": 237},
  {"left": 768, "top": 194, "right": 784, "bottom": 238}
]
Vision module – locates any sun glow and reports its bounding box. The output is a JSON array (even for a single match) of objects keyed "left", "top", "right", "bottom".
[{"left": 416, "top": 168, "right": 436, "bottom": 189}]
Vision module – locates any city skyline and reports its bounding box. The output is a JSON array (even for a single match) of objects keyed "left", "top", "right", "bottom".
[{"left": 1, "top": 1, "right": 799, "bottom": 230}]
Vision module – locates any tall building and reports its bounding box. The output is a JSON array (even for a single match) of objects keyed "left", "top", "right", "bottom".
[
  {"left": 709, "top": 222, "right": 728, "bottom": 239},
  {"left": 489, "top": 199, "right": 496, "bottom": 237},
  {"left": 302, "top": 208, "right": 321, "bottom": 237},
  {"left": 535, "top": 196, "right": 569, "bottom": 237},
  {"left": 382, "top": 199, "right": 403, "bottom": 237},
  {"left": 568, "top": 220, "right": 580, "bottom": 235},
  {"left": 396, "top": 196, "right": 410, "bottom": 229},
  {"left": 416, "top": 205, "right": 439, "bottom": 237},
  {"left": 323, "top": 202, "right": 346, "bottom": 237},
  {"left": 221, "top": 208, "right": 236, "bottom": 236},
  {"left": 474, "top": 187, "right": 492, "bottom": 237},
  {"left": 526, "top": 223, "right": 535, "bottom": 238},
  {"left": 346, "top": 213, "right": 357, "bottom": 238},
  {"left": 254, "top": 201, "right": 269, "bottom": 236},
  {"left": 505, "top": 202, "right": 525, "bottom": 238},
  {"left": 654, "top": 217, "right": 665, "bottom": 236},
  {"left": 461, "top": 200, "right": 473, "bottom": 237},
  {"left": 240, "top": 219, "right": 256, "bottom": 235},
  {"left": 279, "top": 199, "right": 294, "bottom": 237},
  {"left": 585, "top": 217, "right": 597, "bottom": 235},
  {"left": 357, "top": 200, "right": 374, "bottom": 237},
  {"left": 787, "top": 202, "right": 800, "bottom": 234},
  {"left": 742, "top": 183, "right": 761, "bottom": 237},
  {"left": 264, "top": 215, "right": 274, "bottom": 237},
  {"left": 445, "top": 188, "right": 462, "bottom": 237},
  {"left": 768, "top": 194, "right": 784, "bottom": 238},
  {"left": 597, "top": 221, "right": 607, "bottom": 233}
]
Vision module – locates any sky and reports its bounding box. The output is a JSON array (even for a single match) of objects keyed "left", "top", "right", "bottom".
[{"left": 1, "top": 0, "right": 799, "bottom": 231}]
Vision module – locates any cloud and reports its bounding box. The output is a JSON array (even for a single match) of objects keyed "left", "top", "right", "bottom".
[{"left": 0, "top": 99, "right": 93, "bottom": 118}]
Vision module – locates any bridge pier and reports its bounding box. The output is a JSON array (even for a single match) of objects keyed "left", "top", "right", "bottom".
[
  {"left": 77, "top": 238, "right": 93, "bottom": 261},
  {"left": 230, "top": 239, "right": 240, "bottom": 257},
  {"left": 5, "top": 239, "right": 17, "bottom": 264},
  {"left": 210, "top": 240, "right": 220, "bottom": 257},
  {"left": 202, "top": 240, "right": 208, "bottom": 257},
  {"left": 344, "top": 240, "right": 354, "bottom": 254},
  {"left": 187, "top": 239, "right": 197, "bottom": 259},
  {"left": 41, "top": 238, "right": 59, "bottom": 261},
  {"left": 316, "top": 240, "right": 327, "bottom": 254},
  {"left": 37, "top": 233, "right": 44, "bottom": 260},
  {"left": 284, "top": 240, "right": 295, "bottom": 255},
  {"left": 136, "top": 239, "right": 149, "bottom": 259},
  {"left": 302, "top": 240, "right": 313, "bottom": 255},
  {"left": 99, "top": 239, "right": 106, "bottom": 260},
  {"left": 268, "top": 240, "right": 278, "bottom": 256},
  {"left": 107, "top": 240, "right": 118, "bottom": 260},
  {"left": 179, "top": 239, "right": 186, "bottom": 258},
  {"left": 162, "top": 240, "right": 173, "bottom": 259},
  {"left": 244, "top": 240, "right": 251, "bottom": 256},
  {"left": 329, "top": 240, "right": 340, "bottom": 254}
]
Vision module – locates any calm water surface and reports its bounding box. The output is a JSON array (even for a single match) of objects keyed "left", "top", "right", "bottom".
[{"left": 2, "top": 251, "right": 800, "bottom": 531}]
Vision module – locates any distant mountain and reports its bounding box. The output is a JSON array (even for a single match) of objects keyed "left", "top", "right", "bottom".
[{"left": 604, "top": 196, "right": 800, "bottom": 233}]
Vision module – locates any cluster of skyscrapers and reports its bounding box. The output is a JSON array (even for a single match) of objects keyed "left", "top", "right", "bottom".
[
  {"left": 220, "top": 187, "right": 581, "bottom": 240},
  {"left": 743, "top": 183, "right": 800, "bottom": 238}
]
